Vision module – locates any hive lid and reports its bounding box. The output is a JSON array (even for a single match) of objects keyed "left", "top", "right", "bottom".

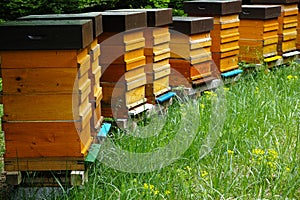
[
  {"left": 101, "top": 11, "right": 147, "bottom": 32},
  {"left": 184, "top": 0, "right": 242, "bottom": 16},
  {"left": 250, "top": 0, "right": 300, "bottom": 4},
  {"left": 171, "top": 16, "right": 214, "bottom": 35},
  {"left": 18, "top": 12, "right": 103, "bottom": 39},
  {"left": 107, "top": 8, "right": 173, "bottom": 27},
  {"left": 0, "top": 20, "right": 93, "bottom": 50},
  {"left": 240, "top": 5, "right": 282, "bottom": 19}
]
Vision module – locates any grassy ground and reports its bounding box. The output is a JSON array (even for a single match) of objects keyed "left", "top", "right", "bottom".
[
  {"left": 65, "top": 63, "right": 300, "bottom": 199},
  {"left": 3, "top": 63, "right": 300, "bottom": 199}
]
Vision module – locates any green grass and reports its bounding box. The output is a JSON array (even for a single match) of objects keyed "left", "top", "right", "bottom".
[
  {"left": 63, "top": 63, "right": 300, "bottom": 199},
  {"left": 4, "top": 63, "right": 300, "bottom": 199}
]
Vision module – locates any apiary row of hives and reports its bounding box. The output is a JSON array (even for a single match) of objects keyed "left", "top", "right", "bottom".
[{"left": 0, "top": 0, "right": 299, "bottom": 177}]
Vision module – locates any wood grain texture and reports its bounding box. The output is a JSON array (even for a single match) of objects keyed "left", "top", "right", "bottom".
[{"left": 4, "top": 157, "right": 85, "bottom": 171}]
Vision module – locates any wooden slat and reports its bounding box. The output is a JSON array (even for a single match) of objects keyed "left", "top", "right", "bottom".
[
  {"left": 0, "top": 50, "right": 83, "bottom": 68},
  {"left": 4, "top": 157, "right": 85, "bottom": 171},
  {"left": 3, "top": 94, "right": 81, "bottom": 121},
  {"left": 3, "top": 121, "right": 83, "bottom": 158},
  {"left": 212, "top": 52, "right": 239, "bottom": 72}
]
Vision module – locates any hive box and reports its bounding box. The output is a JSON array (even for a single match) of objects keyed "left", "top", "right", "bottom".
[
  {"left": 170, "top": 16, "right": 214, "bottom": 86},
  {"left": 99, "top": 11, "right": 148, "bottom": 117},
  {"left": 239, "top": 5, "right": 281, "bottom": 63},
  {"left": 0, "top": 20, "right": 95, "bottom": 171},
  {"left": 17, "top": 13, "right": 104, "bottom": 133}
]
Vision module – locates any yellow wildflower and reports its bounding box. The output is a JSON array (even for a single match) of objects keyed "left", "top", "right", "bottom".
[
  {"left": 287, "top": 75, "right": 294, "bottom": 80},
  {"left": 252, "top": 148, "right": 265, "bottom": 155},
  {"left": 165, "top": 190, "right": 171, "bottom": 195},
  {"left": 285, "top": 167, "right": 291, "bottom": 172},
  {"left": 149, "top": 184, "right": 154, "bottom": 190},
  {"left": 267, "top": 161, "right": 276, "bottom": 169},
  {"left": 153, "top": 190, "right": 159, "bottom": 195},
  {"left": 200, "top": 103, "right": 205, "bottom": 109},
  {"left": 201, "top": 170, "right": 208, "bottom": 177},
  {"left": 204, "top": 90, "right": 217, "bottom": 97},
  {"left": 223, "top": 87, "right": 230, "bottom": 91},
  {"left": 267, "top": 149, "right": 278, "bottom": 160},
  {"left": 227, "top": 149, "right": 234, "bottom": 155},
  {"left": 185, "top": 165, "right": 192, "bottom": 171},
  {"left": 143, "top": 183, "right": 149, "bottom": 190},
  {"left": 287, "top": 75, "right": 298, "bottom": 80}
]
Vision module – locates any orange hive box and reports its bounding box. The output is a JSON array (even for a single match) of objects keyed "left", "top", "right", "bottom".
[
  {"left": 184, "top": 0, "right": 242, "bottom": 73},
  {"left": 0, "top": 20, "right": 96, "bottom": 171},
  {"left": 106, "top": 8, "right": 173, "bottom": 104},
  {"left": 99, "top": 11, "right": 147, "bottom": 118},
  {"left": 239, "top": 5, "right": 281, "bottom": 63},
  {"left": 170, "top": 16, "right": 215, "bottom": 87},
  {"left": 18, "top": 12, "right": 104, "bottom": 140}
]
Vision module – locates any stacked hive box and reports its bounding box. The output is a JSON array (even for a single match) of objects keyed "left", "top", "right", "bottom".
[
  {"left": 99, "top": 12, "right": 147, "bottom": 118},
  {"left": 18, "top": 12, "right": 104, "bottom": 140},
  {"left": 296, "top": 3, "right": 300, "bottom": 49},
  {"left": 107, "top": 9, "right": 173, "bottom": 104},
  {"left": 184, "top": 0, "right": 242, "bottom": 73},
  {"left": 251, "top": 0, "right": 299, "bottom": 54},
  {"left": 169, "top": 16, "right": 215, "bottom": 87},
  {"left": 239, "top": 5, "right": 282, "bottom": 63},
  {"left": 0, "top": 20, "right": 95, "bottom": 171}
]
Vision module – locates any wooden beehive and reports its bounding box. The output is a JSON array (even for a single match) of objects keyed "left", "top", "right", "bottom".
[
  {"left": 239, "top": 5, "right": 281, "bottom": 63},
  {"left": 99, "top": 11, "right": 147, "bottom": 118},
  {"left": 170, "top": 16, "right": 215, "bottom": 87},
  {"left": 184, "top": 0, "right": 242, "bottom": 73},
  {"left": 250, "top": 0, "right": 299, "bottom": 54},
  {"left": 0, "top": 20, "right": 96, "bottom": 171},
  {"left": 107, "top": 8, "right": 173, "bottom": 104},
  {"left": 18, "top": 12, "right": 104, "bottom": 138}
]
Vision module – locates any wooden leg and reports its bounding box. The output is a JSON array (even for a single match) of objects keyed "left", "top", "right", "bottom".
[{"left": 6, "top": 171, "right": 22, "bottom": 186}]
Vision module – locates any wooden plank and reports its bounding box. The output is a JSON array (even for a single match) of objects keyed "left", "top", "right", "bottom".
[
  {"left": 211, "top": 40, "right": 239, "bottom": 53},
  {"left": 0, "top": 50, "right": 79, "bottom": 68},
  {"left": 2, "top": 68, "right": 78, "bottom": 94},
  {"left": 4, "top": 157, "right": 85, "bottom": 171},
  {"left": 3, "top": 93, "right": 83, "bottom": 121},
  {"left": 99, "top": 46, "right": 144, "bottom": 64},
  {"left": 3, "top": 121, "right": 83, "bottom": 158},
  {"left": 99, "top": 30, "right": 144, "bottom": 46},
  {"left": 101, "top": 63, "right": 145, "bottom": 82},
  {"left": 190, "top": 61, "right": 212, "bottom": 80},
  {"left": 212, "top": 52, "right": 239, "bottom": 72},
  {"left": 101, "top": 82, "right": 146, "bottom": 107}
]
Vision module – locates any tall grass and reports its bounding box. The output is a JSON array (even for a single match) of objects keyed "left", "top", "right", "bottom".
[
  {"left": 64, "top": 63, "right": 300, "bottom": 199},
  {"left": 5, "top": 63, "right": 300, "bottom": 199}
]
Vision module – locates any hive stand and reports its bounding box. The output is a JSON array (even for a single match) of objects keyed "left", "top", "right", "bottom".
[
  {"left": 18, "top": 12, "right": 104, "bottom": 144},
  {"left": 0, "top": 19, "right": 105, "bottom": 186},
  {"left": 239, "top": 5, "right": 282, "bottom": 66},
  {"left": 99, "top": 11, "right": 149, "bottom": 120},
  {"left": 184, "top": 0, "right": 243, "bottom": 79}
]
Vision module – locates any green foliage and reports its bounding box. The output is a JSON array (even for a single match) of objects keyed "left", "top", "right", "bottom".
[{"left": 0, "top": 0, "right": 188, "bottom": 20}]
